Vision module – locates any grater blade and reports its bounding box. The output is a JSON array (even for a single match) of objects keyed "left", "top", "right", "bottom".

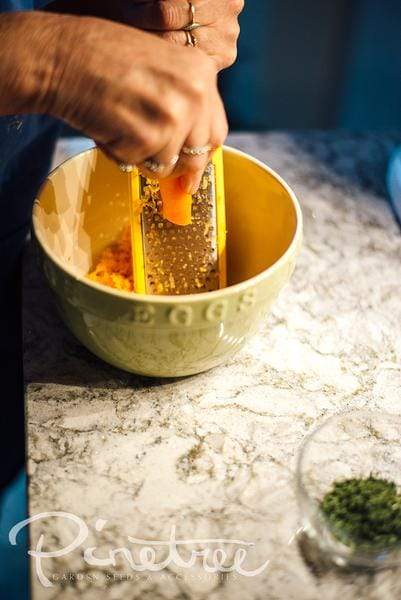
[{"left": 129, "top": 150, "right": 226, "bottom": 295}]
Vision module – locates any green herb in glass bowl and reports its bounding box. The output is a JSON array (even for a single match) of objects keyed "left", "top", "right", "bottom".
[{"left": 321, "top": 476, "right": 401, "bottom": 551}]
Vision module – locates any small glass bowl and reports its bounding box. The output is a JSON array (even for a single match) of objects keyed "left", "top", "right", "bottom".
[{"left": 296, "top": 409, "right": 401, "bottom": 570}]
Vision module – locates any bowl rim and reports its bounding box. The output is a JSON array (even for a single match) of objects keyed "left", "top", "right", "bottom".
[
  {"left": 33, "top": 144, "right": 303, "bottom": 304},
  {"left": 296, "top": 408, "right": 401, "bottom": 497},
  {"left": 295, "top": 408, "right": 401, "bottom": 568}
]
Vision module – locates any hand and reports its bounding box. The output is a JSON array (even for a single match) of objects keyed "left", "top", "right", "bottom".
[
  {"left": 0, "top": 12, "right": 228, "bottom": 192},
  {"left": 45, "top": 0, "right": 244, "bottom": 72},
  {"left": 117, "top": 0, "right": 244, "bottom": 71}
]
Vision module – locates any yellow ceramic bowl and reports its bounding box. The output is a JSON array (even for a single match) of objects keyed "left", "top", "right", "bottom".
[{"left": 33, "top": 146, "right": 302, "bottom": 377}]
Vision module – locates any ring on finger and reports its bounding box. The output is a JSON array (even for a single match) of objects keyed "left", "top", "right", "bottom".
[
  {"left": 119, "top": 163, "right": 134, "bottom": 173},
  {"left": 183, "top": 1, "right": 202, "bottom": 32},
  {"left": 143, "top": 154, "right": 179, "bottom": 174},
  {"left": 181, "top": 144, "right": 212, "bottom": 157},
  {"left": 184, "top": 1, "right": 201, "bottom": 46},
  {"left": 185, "top": 30, "right": 198, "bottom": 47}
]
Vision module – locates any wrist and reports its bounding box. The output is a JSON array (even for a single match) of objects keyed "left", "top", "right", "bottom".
[{"left": 0, "top": 11, "right": 75, "bottom": 115}]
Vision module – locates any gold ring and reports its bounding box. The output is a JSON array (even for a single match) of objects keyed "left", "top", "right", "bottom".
[
  {"left": 184, "top": 2, "right": 197, "bottom": 29},
  {"left": 185, "top": 30, "right": 198, "bottom": 47},
  {"left": 184, "top": 22, "right": 202, "bottom": 32},
  {"left": 184, "top": 1, "right": 202, "bottom": 46}
]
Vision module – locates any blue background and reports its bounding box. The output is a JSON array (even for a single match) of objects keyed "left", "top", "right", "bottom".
[{"left": 221, "top": 0, "right": 401, "bottom": 130}]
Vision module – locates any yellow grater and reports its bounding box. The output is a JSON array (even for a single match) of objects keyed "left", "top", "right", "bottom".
[{"left": 128, "top": 147, "right": 226, "bottom": 295}]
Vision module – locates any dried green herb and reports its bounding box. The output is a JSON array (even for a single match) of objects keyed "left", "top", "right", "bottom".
[{"left": 321, "top": 476, "right": 401, "bottom": 550}]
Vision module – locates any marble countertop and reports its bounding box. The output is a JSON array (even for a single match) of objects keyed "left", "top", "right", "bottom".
[{"left": 25, "top": 132, "right": 401, "bottom": 599}]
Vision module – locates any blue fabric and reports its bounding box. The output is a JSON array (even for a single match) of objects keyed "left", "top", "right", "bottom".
[
  {"left": 0, "top": 471, "right": 29, "bottom": 599},
  {"left": 0, "top": 0, "right": 62, "bottom": 260},
  {"left": 388, "top": 147, "right": 401, "bottom": 225},
  {"left": 0, "top": 114, "right": 61, "bottom": 247},
  {"left": 1, "top": 0, "right": 51, "bottom": 10},
  {"left": 0, "top": 0, "right": 60, "bottom": 494},
  {"left": 0, "top": 4, "right": 59, "bottom": 598}
]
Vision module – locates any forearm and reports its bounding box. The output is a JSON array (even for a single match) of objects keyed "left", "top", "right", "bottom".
[
  {"left": 0, "top": 9, "right": 226, "bottom": 186},
  {"left": 0, "top": 11, "right": 69, "bottom": 116}
]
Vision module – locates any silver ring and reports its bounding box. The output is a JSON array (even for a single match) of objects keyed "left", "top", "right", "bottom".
[
  {"left": 119, "top": 163, "right": 134, "bottom": 173},
  {"left": 143, "top": 158, "right": 164, "bottom": 174},
  {"left": 143, "top": 154, "right": 179, "bottom": 174},
  {"left": 181, "top": 144, "right": 212, "bottom": 157}
]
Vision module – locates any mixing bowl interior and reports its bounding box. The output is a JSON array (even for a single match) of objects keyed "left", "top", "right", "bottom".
[{"left": 34, "top": 147, "right": 298, "bottom": 288}]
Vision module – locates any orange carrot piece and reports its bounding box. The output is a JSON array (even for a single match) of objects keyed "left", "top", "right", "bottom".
[{"left": 159, "top": 177, "right": 192, "bottom": 226}]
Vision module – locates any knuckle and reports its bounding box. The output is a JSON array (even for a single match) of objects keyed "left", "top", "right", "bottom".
[
  {"left": 160, "top": 31, "right": 181, "bottom": 45},
  {"left": 186, "top": 60, "right": 215, "bottom": 100},
  {"left": 188, "top": 76, "right": 207, "bottom": 101},
  {"left": 166, "top": 99, "right": 185, "bottom": 127},
  {"left": 133, "top": 129, "right": 158, "bottom": 158},
  {"left": 130, "top": 129, "right": 148, "bottom": 151},
  {"left": 230, "top": 0, "right": 245, "bottom": 16},
  {"left": 223, "top": 47, "right": 238, "bottom": 68},
  {"left": 157, "top": 0, "right": 181, "bottom": 30},
  {"left": 211, "top": 129, "right": 228, "bottom": 149},
  {"left": 193, "top": 50, "right": 216, "bottom": 75},
  {"left": 103, "top": 128, "right": 161, "bottom": 165},
  {"left": 182, "top": 159, "right": 205, "bottom": 176},
  {"left": 202, "top": 56, "right": 217, "bottom": 77},
  {"left": 221, "top": 121, "right": 229, "bottom": 142},
  {"left": 101, "top": 143, "right": 125, "bottom": 165},
  {"left": 112, "top": 146, "right": 140, "bottom": 167},
  {"left": 211, "top": 119, "right": 229, "bottom": 147},
  {"left": 230, "top": 21, "right": 241, "bottom": 41}
]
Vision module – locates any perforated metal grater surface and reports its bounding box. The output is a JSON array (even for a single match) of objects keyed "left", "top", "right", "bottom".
[{"left": 130, "top": 151, "right": 226, "bottom": 295}]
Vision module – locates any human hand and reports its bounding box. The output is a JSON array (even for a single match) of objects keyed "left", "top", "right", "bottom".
[
  {"left": 117, "top": 0, "right": 244, "bottom": 71},
  {"left": 37, "top": 13, "right": 228, "bottom": 191},
  {"left": 45, "top": 0, "right": 244, "bottom": 72},
  {"left": 0, "top": 11, "right": 228, "bottom": 191}
]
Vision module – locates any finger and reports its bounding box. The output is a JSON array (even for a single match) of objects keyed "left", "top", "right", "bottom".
[
  {"left": 170, "top": 85, "right": 227, "bottom": 193},
  {"left": 96, "top": 97, "right": 182, "bottom": 167},
  {"left": 169, "top": 144, "right": 215, "bottom": 189},
  {"left": 152, "top": 22, "right": 240, "bottom": 70},
  {"left": 138, "top": 132, "right": 189, "bottom": 179},
  {"left": 96, "top": 124, "right": 167, "bottom": 170},
  {"left": 177, "top": 144, "right": 212, "bottom": 195},
  {"left": 137, "top": 91, "right": 196, "bottom": 178},
  {"left": 173, "top": 103, "right": 213, "bottom": 194},
  {"left": 123, "top": 0, "right": 225, "bottom": 31},
  {"left": 209, "top": 90, "right": 229, "bottom": 151}
]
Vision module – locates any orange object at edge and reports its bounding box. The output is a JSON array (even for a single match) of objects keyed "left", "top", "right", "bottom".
[{"left": 159, "top": 177, "right": 192, "bottom": 226}]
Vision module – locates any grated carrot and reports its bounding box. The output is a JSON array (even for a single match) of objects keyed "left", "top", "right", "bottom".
[{"left": 87, "top": 226, "right": 134, "bottom": 291}]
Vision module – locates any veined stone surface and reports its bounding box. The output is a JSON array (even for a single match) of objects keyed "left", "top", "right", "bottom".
[{"left": 25, "top": 133, "right": 401, "bottom": 599}]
